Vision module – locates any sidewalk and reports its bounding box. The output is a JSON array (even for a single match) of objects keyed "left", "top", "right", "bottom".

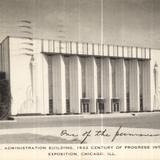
[{"left": 13, "top": 111, "right": 160, "bottom": 120}]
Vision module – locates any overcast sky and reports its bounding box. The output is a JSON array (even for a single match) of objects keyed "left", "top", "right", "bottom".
[{"left": 0, "top": 0, "right": 160, "bottom": 49}]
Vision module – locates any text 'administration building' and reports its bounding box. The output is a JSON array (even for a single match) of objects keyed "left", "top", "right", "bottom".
[{"left": 0, "top": 36, "right": 160, "bottom": 115}]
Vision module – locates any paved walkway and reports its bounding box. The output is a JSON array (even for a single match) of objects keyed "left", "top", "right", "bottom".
[{"left": 13, "top": 111, "right": 160, "bottom": 119}]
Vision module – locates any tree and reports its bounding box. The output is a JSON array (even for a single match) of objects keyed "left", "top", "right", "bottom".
[{"left": 0, "top": 77, "right": 11, "bottom": 120}]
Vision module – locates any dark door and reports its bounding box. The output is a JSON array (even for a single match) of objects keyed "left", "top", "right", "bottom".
[
  {"left": 81, "top": 103, "right": 90, "bottom": 113},
  {"left": 97, "top": 102, "right": 104, "bottom": 113},
  {"left": 66, "top": 99, "right": 70, "bottom": 113},
  {"left": 49, "top": 99, "right": 53, "bottom": 114},
  {"left": 112, "top": 102, "right": 120, "bottom": 112}
]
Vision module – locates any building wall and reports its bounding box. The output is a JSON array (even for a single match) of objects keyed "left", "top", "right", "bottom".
[
  {"left": 52, "top": 55, "right": 66, "bottom": 114},
  {"left": 1, "top": 36, "right": 159, "bottom": 115},
  {"left": 142, "top": 60, "right": 152, "bottom": 111},
  {"left": 35, "top": 53, "right": 49, "bottom": 114},
  {"left": 102, "top": 58, "right": 112, "bottom": 113},
  {"left": 129, "top": 60, "right": 140, "bottom": 111},
  {"left": 41, "top": 39, "right": 151, "bottom": 60},
  {"left": 115, "top": 59, "right": 127, "bottom": 112},
  {"left": 0, "top": 37, "right": 10, "bottom": 80},
  {"left": 9, "top": 37, "right": 49, "bottom": 115},
  {"left": 69, "top": 56, "right": 82, "bottom": 113},
  {"left": 150, "top": 49, "right": 160, "bottom": 110},
  {"left": 85, "top": 57, "right": 98, "bottom": 113}
]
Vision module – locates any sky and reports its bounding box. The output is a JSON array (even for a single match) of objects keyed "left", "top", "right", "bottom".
[{"left": 0, "top": 0, "right": 160, "bottom": 49}]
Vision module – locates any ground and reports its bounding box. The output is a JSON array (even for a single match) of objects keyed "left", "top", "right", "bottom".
[
  {"left": 0, "top": 112, "right": 160, "bottom": 143},
  {"left": 1, "top": 112, "right": 160, "bottom": 129}
]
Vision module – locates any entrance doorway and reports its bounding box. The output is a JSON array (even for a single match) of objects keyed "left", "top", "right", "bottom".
[
  {"left": 81, "top": 98, "right": 90, "bottom": 113},
  {"left": 82, "top": 103, "right": 89, "bottom": 113},
  {"left": 66, "top": 99, "right": 70, "bottom": 113},
  {"left": 112, "top": 98, "right": 120, "bottom": 112},
  {"left": 96, "top": 98, "right": 105, "bottom": 114},
  {"left": 140, "top": 94, "right": 143, "bottom": 112},
  {"left": 49, "top": 99, "right": 53, "bottom": 114}
]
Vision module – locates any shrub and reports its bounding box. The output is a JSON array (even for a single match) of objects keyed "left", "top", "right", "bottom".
[{"left": 0, "top": 79, "right": 11, "bottom": 120}]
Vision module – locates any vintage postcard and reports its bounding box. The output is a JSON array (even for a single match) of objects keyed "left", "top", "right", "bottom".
[{"left": 0, "top": 0, "right": 160, "bottom": 159}]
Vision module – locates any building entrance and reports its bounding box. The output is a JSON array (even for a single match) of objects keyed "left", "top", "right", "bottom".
[
  {"left": 66, "top": 99, "right": 70, "bottom": 113},
  {"left": 140, "top": 94, "right": 143, "bottom": 112},
  {"left": 49, "top": 99, "right": 53, "bottom": 114},
  {"left": 96, "top": 98, "right": 105, "bottom": 113},
  {"left": 112, "top": 98, "right": 120, "bottom": 112},
  {"left": 81, "top": 98, "right": 90, "bottom": 113}
]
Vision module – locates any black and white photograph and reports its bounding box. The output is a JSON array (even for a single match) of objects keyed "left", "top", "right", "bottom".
[{"left": 0, "top": 0, "right": 160, "bottom": 159}]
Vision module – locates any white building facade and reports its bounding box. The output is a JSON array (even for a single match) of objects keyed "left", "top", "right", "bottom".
[{"left": 0, "top": 36, "right": 160, "bottom": 115}]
